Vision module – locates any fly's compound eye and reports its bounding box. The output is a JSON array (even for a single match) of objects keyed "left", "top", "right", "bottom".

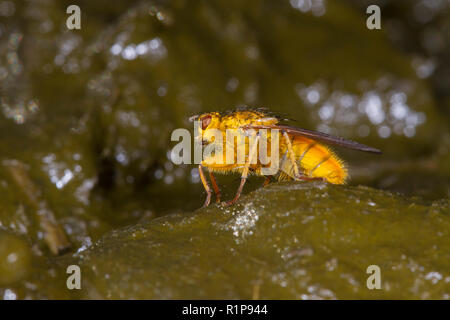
[{"left": 201, "top": 115, "right": 212, "bottom": 130}]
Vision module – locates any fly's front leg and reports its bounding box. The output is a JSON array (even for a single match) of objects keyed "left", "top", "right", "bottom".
[
  {"left": 225, "top": 131, "right": 260, "bottom": 206},
  {"left": 282, "top": 131, "right": 301, "bottom": 180},
  {"left": 198, "top": 165, "right": 212, "bottom": 207},
  {"left": 208, "top": 170, "right": 221, "bottom": 203},
  {"left": 262, "top": 175, "right": 273, "bottom": 187}
]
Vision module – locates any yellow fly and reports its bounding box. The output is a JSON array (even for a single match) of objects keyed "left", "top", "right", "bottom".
[{"left": 190, "top": 110, "right": 381, "bottom": 207}]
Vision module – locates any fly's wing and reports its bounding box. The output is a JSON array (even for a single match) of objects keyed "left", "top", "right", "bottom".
[{"left": 243, "top": 124, "right": 382, "bottom": 154}]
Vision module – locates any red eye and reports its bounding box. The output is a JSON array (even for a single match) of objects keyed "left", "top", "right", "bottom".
[{"left": 201, "top": 115, "right": 211, "bottom": 130}]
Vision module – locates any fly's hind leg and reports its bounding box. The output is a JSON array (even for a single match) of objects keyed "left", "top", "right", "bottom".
[
  {"left": 225, "top": 131, "right": 260, "bottom": 206},
  {"left": 198, "top": 165, "right": 212, "bottom": 207},
  {"left": 208, "top": 170, "right": 221, "bottom": 203},
  {"left": 282, "top": 131, "right": 326, "bottom": 183}
]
